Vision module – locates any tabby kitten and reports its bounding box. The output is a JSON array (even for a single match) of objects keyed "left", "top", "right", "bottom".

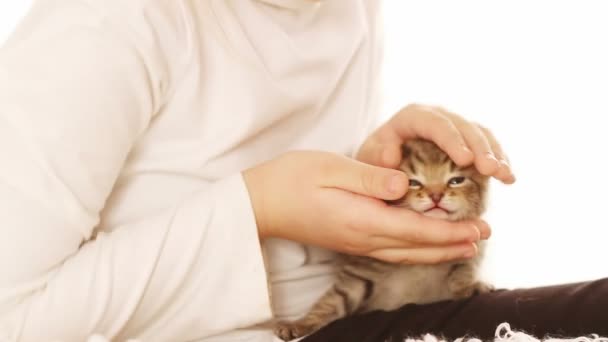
[{"left": 274, "top": 139, "right": 493, "bottom": 341}]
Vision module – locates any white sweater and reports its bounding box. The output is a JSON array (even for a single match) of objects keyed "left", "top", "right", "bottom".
[{"left": 0, "top": 0, "right": 383, "bottom": 341}]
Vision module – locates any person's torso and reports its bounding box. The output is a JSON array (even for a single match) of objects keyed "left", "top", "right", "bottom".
[{"left": 96, "top": 0, "right": 381, "bottom": 340}]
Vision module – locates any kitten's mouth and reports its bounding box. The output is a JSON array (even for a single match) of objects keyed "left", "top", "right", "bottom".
[
  {"left": 424, "top": 205, "right": 451, "bottom": 214},
  {"left": 421, "top": 206, "right": 452, "bottom": 219}
]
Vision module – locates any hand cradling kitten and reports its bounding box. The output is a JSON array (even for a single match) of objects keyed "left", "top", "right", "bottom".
[{"left": 275, "top": 138, "right": 494, "bottom": 341}]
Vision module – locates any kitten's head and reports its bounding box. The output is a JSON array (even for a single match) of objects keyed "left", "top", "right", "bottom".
[{"left": 391, "top": 139, "right": 489, "bottom": 221}]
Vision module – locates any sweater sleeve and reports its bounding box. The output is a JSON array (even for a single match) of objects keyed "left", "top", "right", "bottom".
[{"left": 0, "top": 2, "right": 272, "bottom": 341}]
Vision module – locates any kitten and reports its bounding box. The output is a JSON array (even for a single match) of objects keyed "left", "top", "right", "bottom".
[{"left": 274, "top": 138, "right": 494, "bottom": 341}]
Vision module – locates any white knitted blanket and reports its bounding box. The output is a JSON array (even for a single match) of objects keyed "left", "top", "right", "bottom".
[{"left": 401, "top": 323, "right": 608, "bottom": 342}]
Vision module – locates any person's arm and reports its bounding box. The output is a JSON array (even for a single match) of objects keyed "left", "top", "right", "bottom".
[{"left": 0, "top": 3, "right": 271, "bottom": 341}]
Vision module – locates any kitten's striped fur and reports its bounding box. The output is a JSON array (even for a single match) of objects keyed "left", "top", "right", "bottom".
[{"left": 275, "top": 139, "right": 493, "bottom": 341}]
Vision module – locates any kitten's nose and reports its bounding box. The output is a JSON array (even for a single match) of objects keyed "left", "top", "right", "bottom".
[{"left": 430, "top": 192, "right": 444, "bottom": 203}]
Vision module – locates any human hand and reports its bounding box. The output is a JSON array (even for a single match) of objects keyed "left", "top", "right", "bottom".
[
  {"left": 357, "top": 103, "right": 516, "bottom": 184},
  {"left": 242, "top": 151, "right": 489, "bottom": 264}
]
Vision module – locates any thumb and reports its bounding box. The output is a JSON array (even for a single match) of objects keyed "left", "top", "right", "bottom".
[
  {"left": 356, "top": 140, "right": 402, "bottom": 169},
  {"left": 317, "top": 154, "right": 409, "bottom": 200}
]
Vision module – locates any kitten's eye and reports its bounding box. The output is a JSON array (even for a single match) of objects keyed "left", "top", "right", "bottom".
[
  {"left": 448, "top": 177, "right": 466, "bottom": 186},
  {"left": 409, "top": 179, "right": 423, "bottom": 188}
]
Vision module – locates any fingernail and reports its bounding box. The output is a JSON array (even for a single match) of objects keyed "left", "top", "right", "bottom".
[
  {"left": 462, "top": 247, "right": 477, "bottom": 258},
  {"left": 481, "top": 227, "right": 491, "bottom": 239},
  {"left": 467, "top": 225, "right": 481, "bottom": 242},
  {"left": 388, "top": 174, "right": 407, "bottom": 194},
  {"left": 477, "top": 221, "right": 491, "bottom": 239},
  {"left": 486, "top": 152, "right": 501, "bottom": 167},
  {"left": 500, "top": 160, "right": 517, "bottom": 183}
]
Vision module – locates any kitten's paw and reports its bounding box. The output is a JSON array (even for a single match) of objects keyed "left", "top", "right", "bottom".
[
  {"left": 274, "top": 321, "right": 314, "bottom": 341},
  {"left": 473, "top": 281, "right": 495, "bottom": 295},
  {"left": 450, "top": 281, "right": 495, "bottom": 299}
]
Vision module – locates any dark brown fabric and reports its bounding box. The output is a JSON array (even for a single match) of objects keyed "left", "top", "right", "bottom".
[{"left": 301, "top": 278, "right": 608, "bottom": 342}]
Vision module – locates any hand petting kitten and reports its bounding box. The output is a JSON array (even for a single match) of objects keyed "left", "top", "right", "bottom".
[{"left": 357, "top": 103, "right": 516, "bottom": 185}]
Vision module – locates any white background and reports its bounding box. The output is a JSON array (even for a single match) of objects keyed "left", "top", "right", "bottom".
[
  {"left": 1, "top": 1, "right": 607, "bottom": 289},
  {"left": 381, "top": 1, "right": 608, "bottom": 289}
]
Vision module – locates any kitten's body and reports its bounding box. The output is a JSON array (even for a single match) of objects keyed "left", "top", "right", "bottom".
[
  {"left": 275, "top": 139, "right": 492, "bottom": 341},
  {"left": 340, "top": 253, "right": 482, "bottom": 311}
]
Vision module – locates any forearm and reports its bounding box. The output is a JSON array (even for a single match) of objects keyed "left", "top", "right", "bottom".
[{"left": 0, "top": 174, "right": 272, "bottom": 341}]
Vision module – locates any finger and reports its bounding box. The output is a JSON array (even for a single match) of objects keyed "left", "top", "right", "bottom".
[
  {"left": 318, "top": 154, "right": 409, "bottom": 200},
  {"left": 351, "top": 218, "right": 491, "bottom": 254},
  {"left": 392, "top": 105, "right": 475, "bottom": 166},
  {"left": 477, "top": 125, "right": 516, "bottom": 184},
  {"left": 356, "top": 138, "right": 402, "bottom": 169},
  {"left": 440, "top": 112, "right": 501, "bottom": 177},
  {"left": 475, "top": 219, "right": 492, "bottom": 240},
  {"left": 368, "top": 207, "right": 484, "bottom": 245},
  {"left": 368, "top": 243, "right": 478, "bottom": 265}
]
